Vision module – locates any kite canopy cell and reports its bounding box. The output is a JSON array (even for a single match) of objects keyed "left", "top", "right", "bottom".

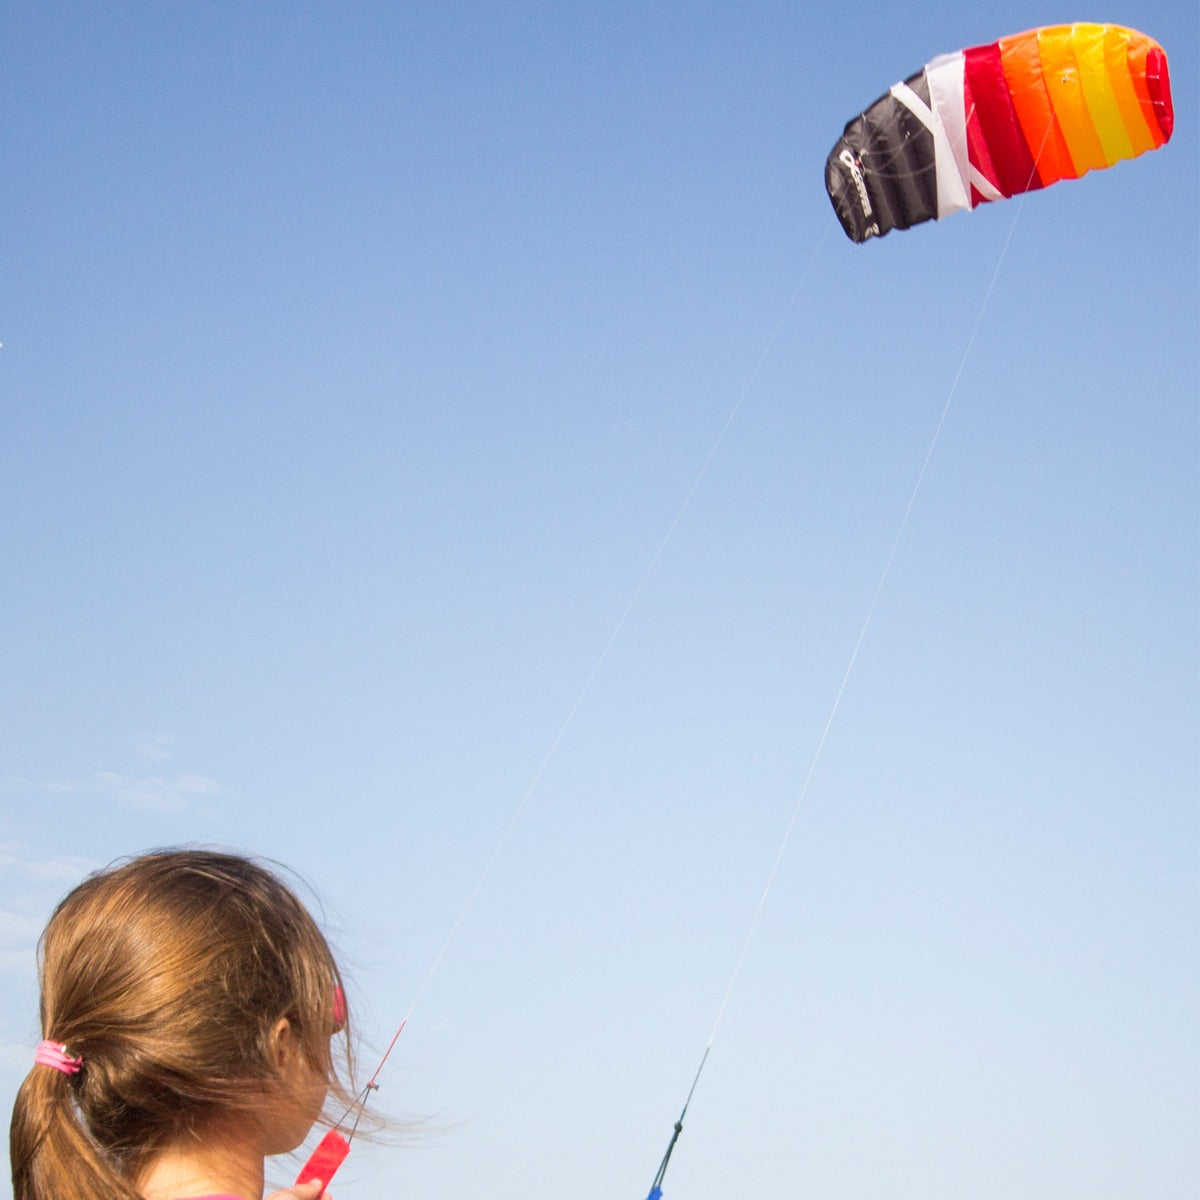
[{"left": 825, "top": 23, "right": 1173, "bottom": 242}]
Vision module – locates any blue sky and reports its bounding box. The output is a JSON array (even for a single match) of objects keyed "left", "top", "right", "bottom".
[{"left": 1, "top": 3, "right": 1196, "bottom": 1198}]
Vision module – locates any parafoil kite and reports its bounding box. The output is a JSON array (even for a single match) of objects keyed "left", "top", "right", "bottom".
[{"left": 825, "top": 23, "right": 1173, "bottom": 242}]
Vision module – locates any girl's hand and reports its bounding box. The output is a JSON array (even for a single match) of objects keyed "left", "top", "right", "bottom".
[{"left": 267, "top": 1180, "right": 330, "bottom": 1200}]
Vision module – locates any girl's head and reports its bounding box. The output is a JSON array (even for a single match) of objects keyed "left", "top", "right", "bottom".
[{"left": 10, "top": 849, "right": 353, "bottom": 1200}]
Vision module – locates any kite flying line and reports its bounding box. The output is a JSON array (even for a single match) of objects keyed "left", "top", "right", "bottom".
[
  {"left": 642, "top": 41, "right": 1106, "bottom": 1188},
  {"left": 303, "top": 187, "right": 1020, "bottom": 1196},
  {"left": 294, "top": 220, "right": 835, "bottom": 1189},
  {"left": 640, "top": 178, "right": 1041, "bottom": 1200},
  {"left": 305, "top": 116, "right": 1057, "bottom": 1200},
  {"left": 397, "top": 215, "right": 837, "bottom": 1035}
]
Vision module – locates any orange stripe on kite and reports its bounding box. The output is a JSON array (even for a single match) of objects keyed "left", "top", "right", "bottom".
[{"left": 998, "top": 30, "right": 1077, "bottom": 185}]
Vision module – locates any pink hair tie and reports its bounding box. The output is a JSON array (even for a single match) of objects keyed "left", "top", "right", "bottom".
[{"left": 35, "top": 1041, "right": 83, "bottom": 1076}]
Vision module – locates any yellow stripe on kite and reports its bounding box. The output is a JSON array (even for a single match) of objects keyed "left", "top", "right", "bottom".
[
  {"left": 1072, "top": 24, "right": 1135, "bottom": 164},
  {"left": 1102, "top": 26, "right": 1157, "bottom": 156},
  {"left": 1038, "top": 25, "right": 1108, "bottom": 175}
]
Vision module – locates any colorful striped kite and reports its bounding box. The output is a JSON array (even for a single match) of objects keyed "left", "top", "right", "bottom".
[{"left": 825, "top": 23, "right": 1173, "bottom": 242}]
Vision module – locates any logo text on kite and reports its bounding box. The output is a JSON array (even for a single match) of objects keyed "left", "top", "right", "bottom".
[{"left": 839, "top": 148, "right": 880, "bottom": 237}]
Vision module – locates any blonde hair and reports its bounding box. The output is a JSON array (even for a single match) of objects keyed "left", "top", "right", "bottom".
[{"left": 9, "top": 849, "right": 355, "bottom": 1200}]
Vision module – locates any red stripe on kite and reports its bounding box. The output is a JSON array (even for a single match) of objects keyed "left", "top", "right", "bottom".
[{"left": 964, "top": 43, "right": 1042, "bottom": 196}]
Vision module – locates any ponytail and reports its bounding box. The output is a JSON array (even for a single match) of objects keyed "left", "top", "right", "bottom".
[{"left": 10, "top": 1060, "right": 141, "bottom": 1200}]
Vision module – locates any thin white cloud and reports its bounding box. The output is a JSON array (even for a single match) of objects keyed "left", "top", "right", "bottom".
[
  {"left": 30, "top": 733, "right": 225, "bottom": 814},
  {"left": 89, "top": 770, "right": 222, "bottom": 813},
  {"left": 131, "top": 732, "right": 176, "bottom": 766},
  {"left": 37, "top": 770, "right": 223, "bottom": 814},
  {"left": 0, "top": 847, "right": 96, "bottom": 885}
]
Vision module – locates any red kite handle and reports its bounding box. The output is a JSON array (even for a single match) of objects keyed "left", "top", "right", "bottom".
[{"left": 295, "top": 1130, "right": 350, "bottom": 1189}]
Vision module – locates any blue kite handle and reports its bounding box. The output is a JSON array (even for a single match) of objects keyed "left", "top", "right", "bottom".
[{"left": 646, "top": 1189, "right": 663, "bottom": 1200}]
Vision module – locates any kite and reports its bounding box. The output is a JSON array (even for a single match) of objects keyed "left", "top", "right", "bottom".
[{"left": 825, "top": 23, "right": 1173, "bottom": 242}]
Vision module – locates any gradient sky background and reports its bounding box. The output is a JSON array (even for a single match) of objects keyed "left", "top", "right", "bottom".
[{"left": 1, "top": 3, "right": 1196, "bottom": 1198}]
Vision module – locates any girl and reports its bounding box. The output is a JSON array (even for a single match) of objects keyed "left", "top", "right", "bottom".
[{"left": 9, "top": 849, "right": 356, "bottom": 1200}]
